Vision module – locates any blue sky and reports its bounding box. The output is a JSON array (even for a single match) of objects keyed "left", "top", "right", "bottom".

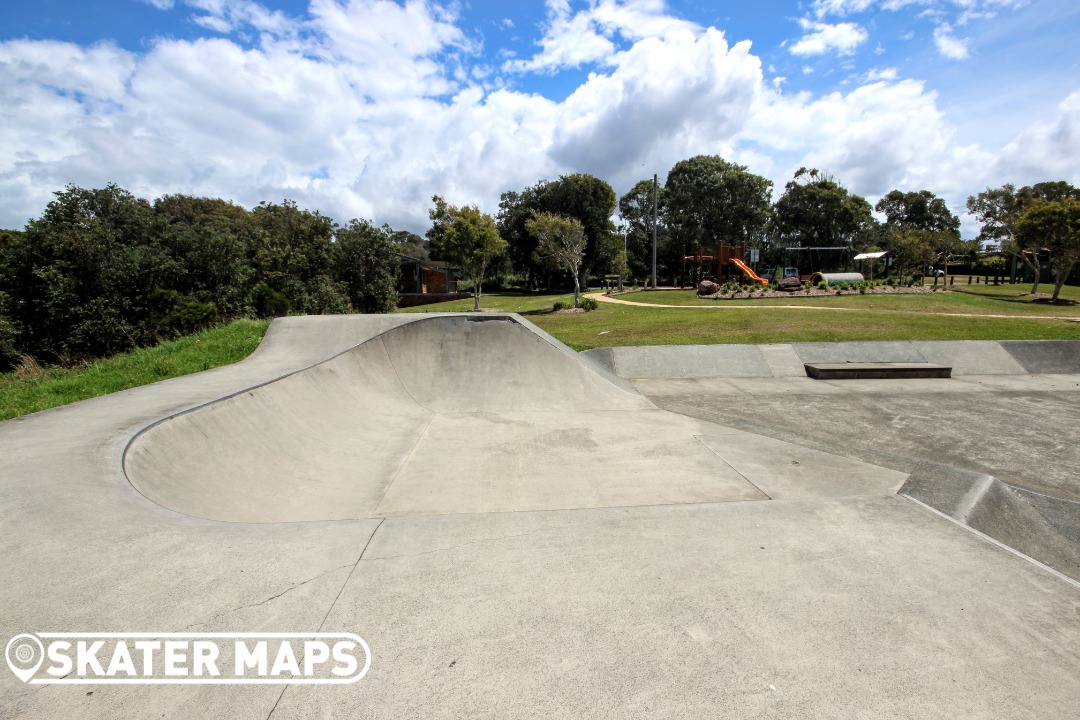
[{"left": 1, "top": 0, "right": 1078, "bottom": 235}]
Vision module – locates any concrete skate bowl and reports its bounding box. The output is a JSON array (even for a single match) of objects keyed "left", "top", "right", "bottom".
[
  {"left": 124, "top": 314, "right": 654, "bottom": 522},
  {"left": 125, "top": 314, "right": 910, "bottom": 523}
]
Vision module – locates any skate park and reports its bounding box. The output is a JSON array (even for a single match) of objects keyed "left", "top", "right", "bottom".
[{"left": 2, "top": 312, "right": 1079, "bottom": 718}]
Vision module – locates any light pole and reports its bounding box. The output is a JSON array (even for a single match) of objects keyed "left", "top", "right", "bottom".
[{"left": 651, "top": 173, "right": 658, "bottom": 290}]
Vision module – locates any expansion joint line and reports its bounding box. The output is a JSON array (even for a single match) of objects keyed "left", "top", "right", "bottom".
[
  {"left": 266, "top": 518, "right": 386, "bottom": 720},
  {"left": 693, "top": 435, "right": 772, "bottom": 500},
  {"left": 375, "top": 413, "right": 436, "bottom": 514}
]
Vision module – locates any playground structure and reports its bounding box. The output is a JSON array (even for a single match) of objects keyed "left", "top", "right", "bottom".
[
  {"left": 781, "top": 246, "right": 851, "bottom": 280},
  {"left": 809, "top": 272, "right": 865, "bottom": 286},
  {"left": 683, "top": 243, "right": 769, "bottom": 285}
]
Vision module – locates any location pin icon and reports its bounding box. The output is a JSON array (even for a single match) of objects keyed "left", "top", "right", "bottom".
[{"left": 6, "top": 634, "right": 45, "bottom": 683}]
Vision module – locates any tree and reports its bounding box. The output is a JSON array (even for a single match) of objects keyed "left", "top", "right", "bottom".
[
  {"left": 876, "top": 189, "right": 960, "bottom": 279},
  {"left": 390, "top": 230, "right": 429, "bottom": 260},
  {"left": 665, "top": 155, "right": 773, "bottom": 259},
  {"left": 772, "top": 168, "right": 876, "bottom": 249},
  {"left": 154, "top": 194, "right": 255, "bottom": 318},
  {"left": 542, "top": 174, "right": 617, "bottom": 289},
  {"left": 425, "top": 195, "right": 455, "bottom": 262},
  {"left": 526, "top": 212, "right": 587, "bottom": 307},
  {"left": 1, "top": 184, "right": 171, "bottom": 362},
  {"left": 496, "top": 182, "right": 547, "bottom": 288},
  {"left": 1015, "top": 198, "right": 1080, "bottom": 302},
  {"left": 968, "top": 182, "right": 1080, "bottom": 293},
  {"left": 431, "top": 197, "right": 507, "bottom": 311},
  {"left": 875, "top": 189, "right": 961, "bottom": 235},
  {"left": 332, "top": 220, "right": 400, "bottom": 313},
  {"left": 618, "top": 179, "right": 669, "bottom": 285},
  {"left": 498, "top": 174, "right": 617, "bottom": 289},
  {"left": 250, "top": 200, "right": 343, "bottom": 315},
  {"left": 886, "top": 227, "right": 937, "bottom": 284}
]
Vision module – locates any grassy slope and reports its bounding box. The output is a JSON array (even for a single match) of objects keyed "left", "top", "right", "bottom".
[{"left": 0, "top": 319, "right": 270, "bottom": 421}]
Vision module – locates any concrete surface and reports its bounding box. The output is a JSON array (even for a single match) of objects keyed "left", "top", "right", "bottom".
[
  {"left": 1001, "top": 339, "right": 1080, "bottom": 374},
  {"left": 2, "top": 315, "right": 1078, "bottom": 718},
  {"left": 585, "top": 339, "right": 1080, "bottom": 379}
]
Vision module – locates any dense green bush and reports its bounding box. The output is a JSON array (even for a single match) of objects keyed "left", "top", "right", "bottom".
[
  {"left": 251, "top": 282, "right": 291, "bottom": 318},
  {"left": 0, "top": 184, "right": 403, "bottom": 366},
  {"left": 581, "top": 297, "right": 599, "bottom": 311}
]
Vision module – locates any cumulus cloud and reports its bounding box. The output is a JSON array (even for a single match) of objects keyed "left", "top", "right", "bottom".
[
  {"left": 933, "top": 23, "right": 971, "bottom": 58},
  {"left": 504, "top": 0, "right": 698, "bottom": 73},
  {"left": 187, "top": 0, "right": 296, "bottom": 36},
  {"left": 788, "top": 18, "right": 869, "bottom": 56},
  {"left": 865, "top": 67, "right": 899, "bottom": 81},
  {"left": 815, "top": 0, "right": 1027, "bottom": 16},
  {"left": 0, "top": 0, "right": 1075, "bottom": 238},
  {"left": 995, "top": 91, "right": 1080, "bottom": 181}
]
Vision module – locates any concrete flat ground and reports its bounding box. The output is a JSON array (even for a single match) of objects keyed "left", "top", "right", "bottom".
[{"left": 1, "top": 314, "right": 1078, "bottom": 719}]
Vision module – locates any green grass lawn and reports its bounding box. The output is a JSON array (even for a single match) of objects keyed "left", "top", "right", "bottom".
[
  {"left": 606, "top": 284, "right": 1080, "bottom": 317},
  {"left": 0, "top": 319, "right": 270, "bottom": 421},
  {"left": 397, "top": 285, "right": 1080, "bottom": 350}
]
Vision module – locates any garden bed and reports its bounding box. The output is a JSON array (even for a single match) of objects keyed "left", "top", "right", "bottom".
[{"left": 696, "top": 284, "right": 943, "bottom": 301}]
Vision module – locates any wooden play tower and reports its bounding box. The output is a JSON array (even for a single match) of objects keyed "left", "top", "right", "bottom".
[{"left": 683, "top": 243, "right": 768, "bottom": 285}]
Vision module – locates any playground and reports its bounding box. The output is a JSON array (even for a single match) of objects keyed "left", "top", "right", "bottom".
[{"left": 1, "top": 312, "right": 1078, "bottom": 718}]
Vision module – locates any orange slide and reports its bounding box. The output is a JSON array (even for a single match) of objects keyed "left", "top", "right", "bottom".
[{"left": 729, "top": 258, "right": 769, "bottom": 285}]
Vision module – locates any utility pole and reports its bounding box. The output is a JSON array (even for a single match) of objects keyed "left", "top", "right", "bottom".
[{"left": 651, "top": 173, "right": 658, "bottom": 290}]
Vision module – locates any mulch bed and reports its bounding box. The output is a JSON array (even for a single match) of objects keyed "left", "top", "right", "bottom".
[{"left": 693, "top": 284, "right": 946, "bottom": 301}]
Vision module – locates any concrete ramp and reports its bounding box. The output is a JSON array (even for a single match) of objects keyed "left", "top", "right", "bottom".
[
  {"left": 125, "top": 314, "right": 906, "bottom": 523},
  {"left": 901, "top": 462, "right": 1080, "bottom": 580},
  {"left": 376, "top": 315, "right": 650, "bottom": 413}
]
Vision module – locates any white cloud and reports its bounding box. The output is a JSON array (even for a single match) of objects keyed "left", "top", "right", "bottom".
[
  {"left": 789, "top": 19, "right": 869, "bottom": 57},
  {"left": 933, "top": 22, "right": 971, "bottom": 59},
  {"left": 995, "top": 91, "right": 1080, "bottom": 182},
  {"left": 504, "top": 0, "right": 698, "bottom": 73},
  {"left": 812, "top": 0, "right": 877, "bottom": 17},
  {"left": 815, "top": 0, "right": 1028, "bottom": 17},
  {"left": 547, "top": 29, "right": 763, "bottom": 183},
  {"left": 140, "top": 0, "right": 176, "bottom": 9},
  {"left": 865, "top": 67, "right": 899, "bottom": 81},
  {"left": 0, "top": 0, "right": 1075, "bottom": 240},
  {"left": 186, "top": 0, "right": 295, "bottom": 36}
]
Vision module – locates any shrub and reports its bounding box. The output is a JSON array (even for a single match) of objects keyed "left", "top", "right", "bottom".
[
  {"left": 581, "top": 297, "right": 599, "bottom": 311},
  {"left": 251, "top": 282, "right": 291, "bottom": 318},
  {"left": 817, "top": 281, "right": 828, "bottom": 290},
  {"left": 552, "top": 300, "right": 568, "bottom": 311},
  {"left": 0, "top": 313, "right": 19, "bottom": 372},
  {"left": 172, "top": 300, "right": 219, "bottom": 334}
]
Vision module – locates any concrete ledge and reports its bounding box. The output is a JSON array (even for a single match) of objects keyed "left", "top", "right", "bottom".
[
  {"left": 804, "top": 362, "right": 953, "bottom": 380},
  {"left": 597, "top": 340, "right": 1080, "bottom": 379}
]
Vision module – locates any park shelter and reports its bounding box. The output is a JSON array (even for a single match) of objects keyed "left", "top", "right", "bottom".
[
  {"left": 853, "top": 251, "right": 888, "bottom": 280},
  {"left": 398, "top": 257, "right": 467, "bottom": 307}
]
